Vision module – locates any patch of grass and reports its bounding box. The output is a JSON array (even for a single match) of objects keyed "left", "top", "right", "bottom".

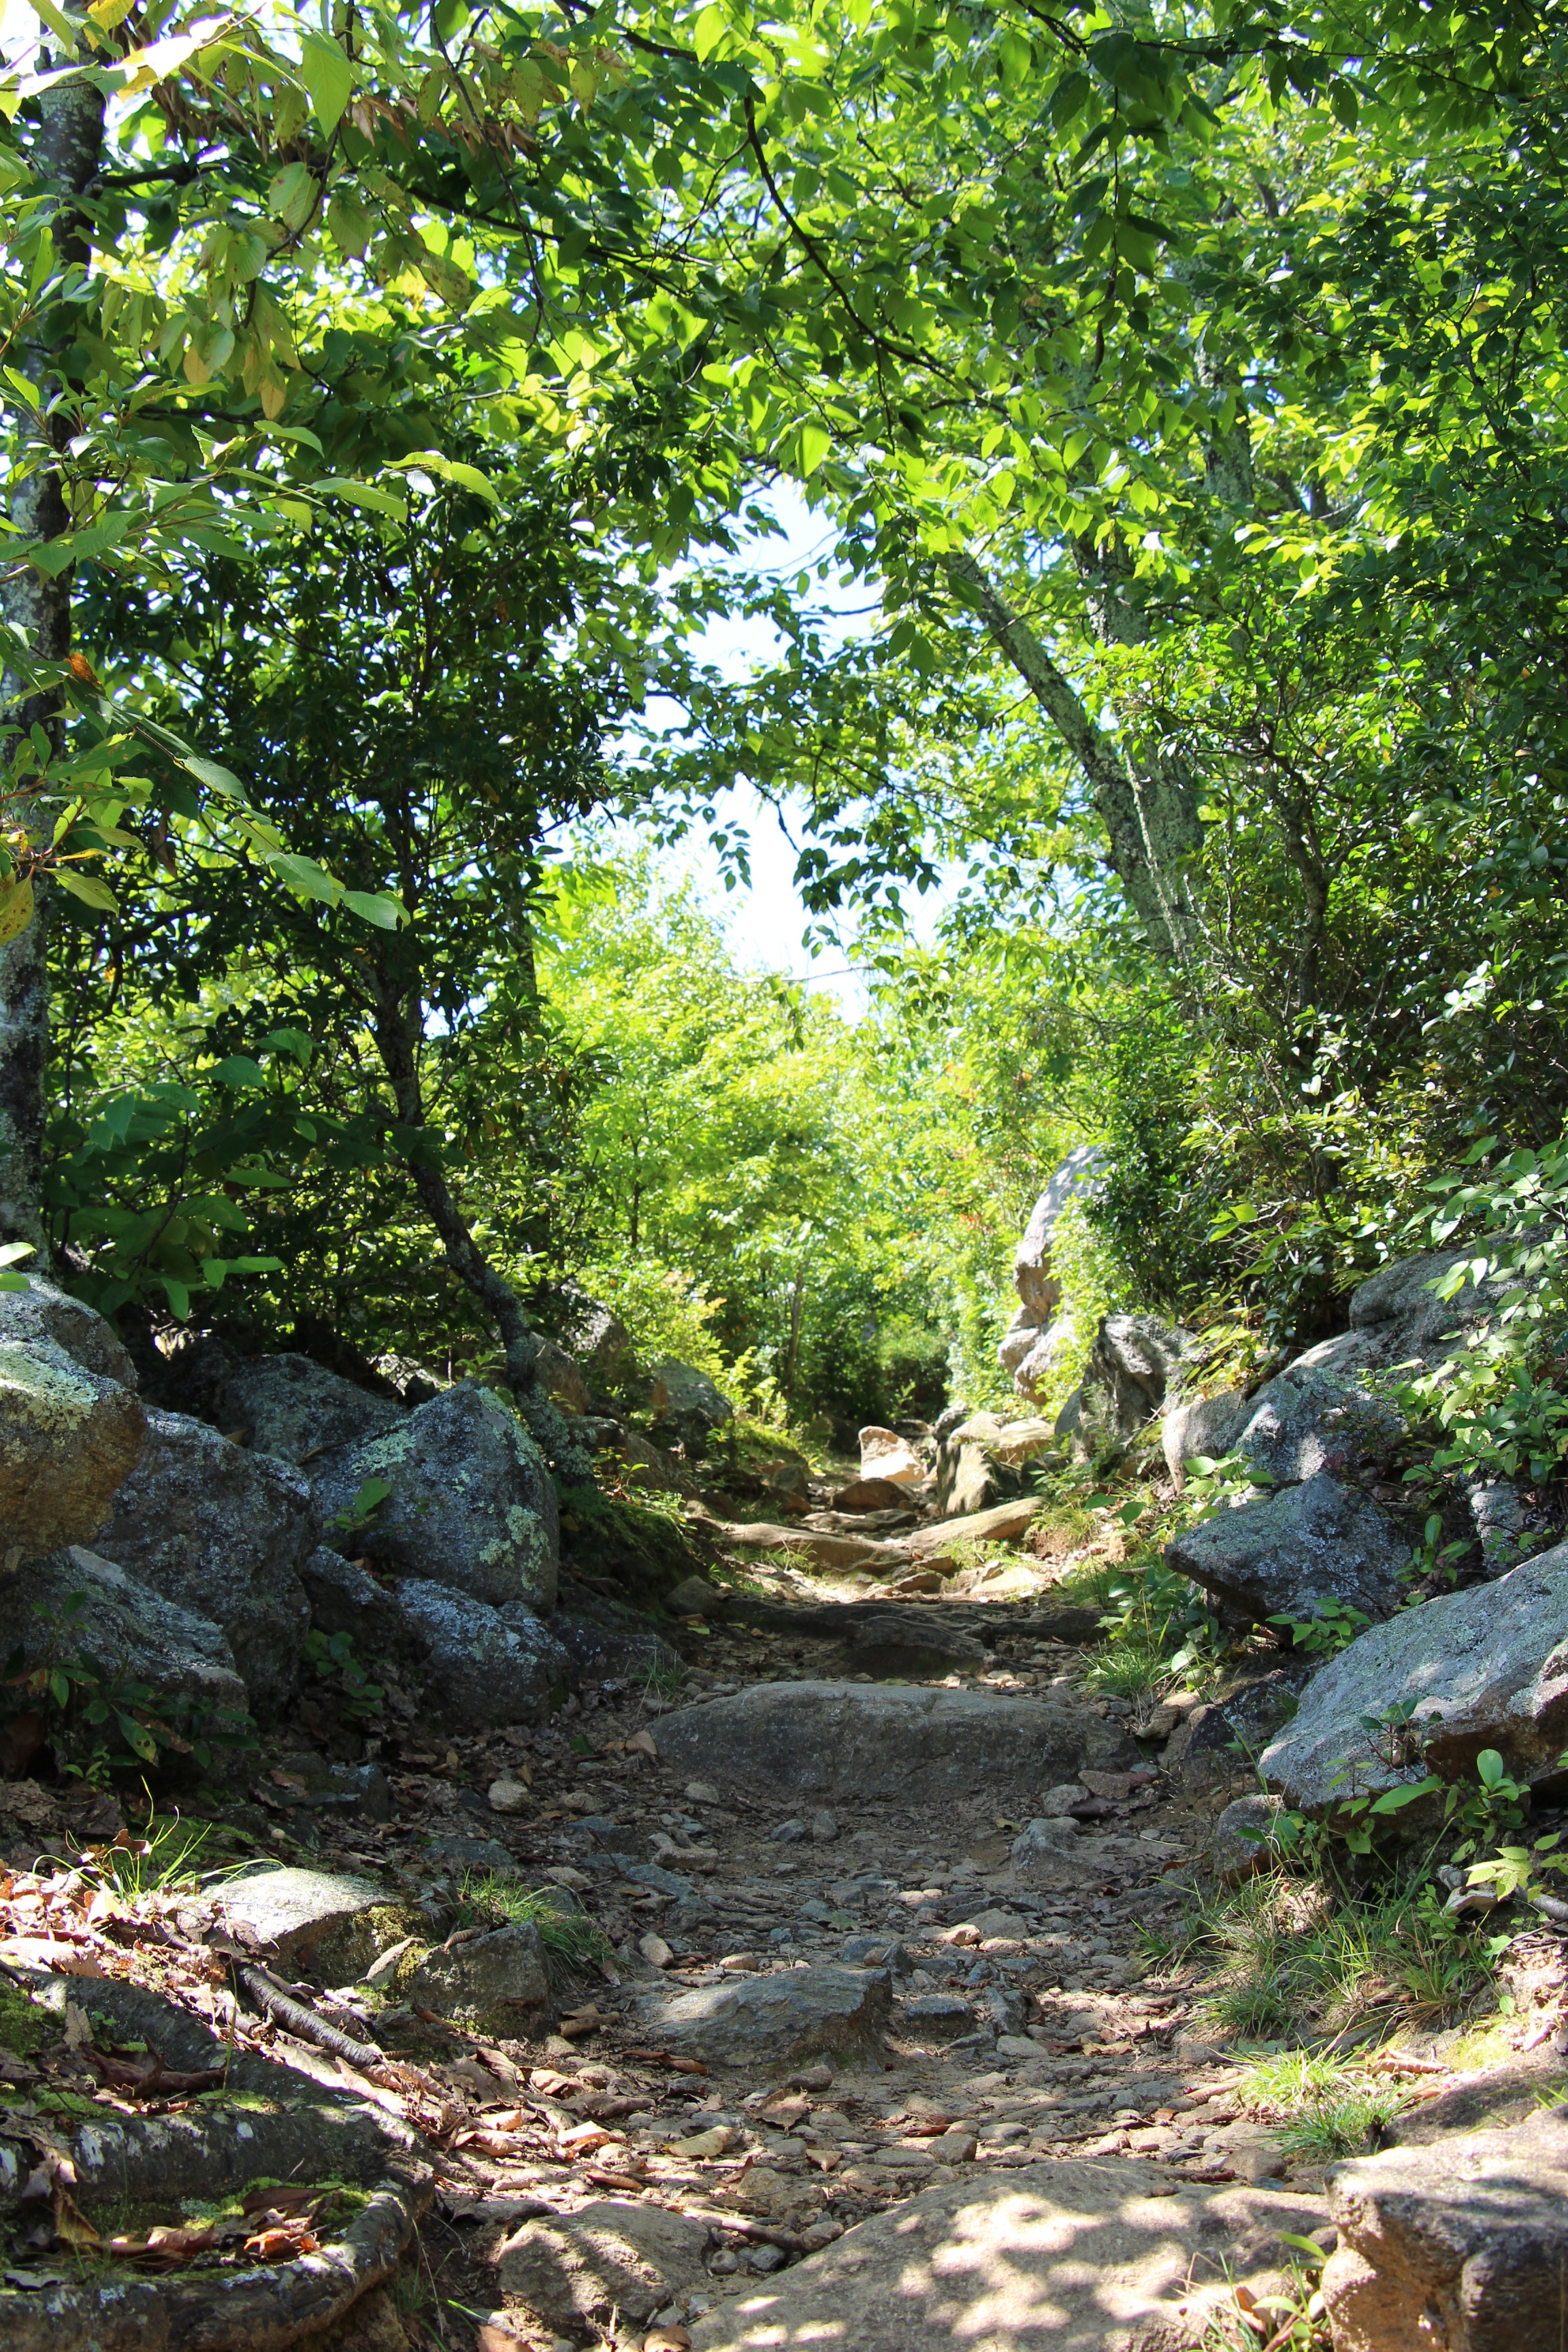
[
  {"left": 1239, "top": 2049, "right": 1413, "bottom": 2162},
  {"left": 455, "top": 1873, "right": 613, "bottom": 1973},
  {"left": 1083, "top": 1636, "right": 1176, "bottom": 1700}
]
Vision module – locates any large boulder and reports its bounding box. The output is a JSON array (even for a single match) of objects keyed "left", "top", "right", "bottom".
[
  {"left": 0, "top": 1544, "right": 246, "bottom": 1730},
  {"left": 555, "top": 1283, "right": 634, "bottom": 1387},
  {"left": 311, "top": 1381, "right": 558, "bottom": 1610},
  {"left": 687, "top": 2159, "right": 1327, "bottom": 2352},
  {"left": 1162, "top": 1388, "right": 1251, "bottom": 1487},
  {"left": 636, "top": 1962, "right": 891, "bottom": 2069},
  {"left": 1260, "top": 1544, "right": 1568, "bottom": 1814},
  {"left": 97, "top": 1407, "right": 314, "bottom": 1710},
  {"left": 1165, "top": 1469, "right": 1410, "bottom": 1631},
  {"left": 647, "top": 1359, "right": 734, "bottom": 1452},
  {"left": 386, "top": 1580, "right": 571, "bottom": 1731},
  {"left": 500, "top": 2201, "right": 711, "bottom": 2333},
  {"left": 933, "top": 1411, "right": 1057, "bottom": 1518},
  {"left": 210, "top": 1352, "right": 404, "bottom": 1465},
  {"left": 1322, "top": 2106, "right": 1568, "bottom": 2350},
  {"left": 1002, "top": 1145, "right": 1105, "bottom": 1401},
  {"left": 858, "top": 1424, "right": 922, "bottom": 1486},
  {"left": 1077, "top": 1313, "right": 1201, "bottom": 1450},
  {"left": 0, "top": 1336, "right": 146, "bottom": 1559},
  {"left": 0, "top": 1272, "right": 137, "bottom": 1387},
  {"left": 653, "top": 1680, "right": 1138, "bottom": 1803},
  {"left": 1231, "top": 1362, "right": 1405, "bottom": 1488}
]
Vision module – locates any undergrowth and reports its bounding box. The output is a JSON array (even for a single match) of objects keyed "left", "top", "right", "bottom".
[{"left": 455, "top": 1872, "right": 613, "bottom": 1973}]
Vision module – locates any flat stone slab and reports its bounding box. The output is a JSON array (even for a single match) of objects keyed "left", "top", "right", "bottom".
[
  {"left": 908, "top": 1498, "right": 1038, "bottom": 1556},
  {"left": 688, "top": 2158, "right": 1326, "bottom": 2351},
  {"left": 635, "top": 1961, "right": 891, "bottom": 2069},
  {"left": 1324, "top": 2105, "right": 1568, "bottom": 2349},
  {"left": 212, "top": 1864, "right": 391, "bottom": 1965},
  {"left": 653, "top": 1680, "right": 1137, "bottom": 1801},
  {"left": 499, "top": 2198, "right": 711, "bottom": 2328}
]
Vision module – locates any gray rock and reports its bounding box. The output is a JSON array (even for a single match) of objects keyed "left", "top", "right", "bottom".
[
  {"left": 1165, "top": 1469, "right": 1410, "bottom": 1630},
  {"left": 532, "top": 1335, "right": 590, "bottom": 1416},
  {"left": 405, "top": 1921, "right": 552, "bottom": 2031},
  {"left": 648, "top": 1358, "right": 734, "bottom": 1450},
  {"left": 1233, "top": 1363, "right": 1405, "bottom": 1487},
  {"left": 1164, "top": 1673, "right": 1307, "bottom": 1792},
  {"left": 1009, "top": 1817, "right": 1081, "bottom": 1877},
  {"left": 0, "top": 1337, "right": 146, "bottom": 1561},
  {"left": 1079, "top": 1313, "right": 1202, "bottom": 1448},
  {"left": 299, "top": 1546, "right": 405, "bottom": 1653},
  {"left": 549, "top": 1588, "right": 680, "bottom": 1681},
  {"left": 214, "top": 1352, "right": 405, "bottom": 1465},
  {"left": 637, "top": 1961, "right": 890, "bottom": 2068},
  {"left": 904, "top": 1992, "right": 972, "bottom": 2031},
  {"left": 1319, "top": 1245, "right": 1516, "bottom": 1382},
  {"left": 1040, "top": 1780, "right": 1089, "bottom": 1816},
  {"left": 1323, "top": 2106, "right": 1568, "bottom": 2349},
  {"left": 666, "top": 1575, "right": 725, "bottom": 1616},
  {"left": 498, "top": 2198, "right": 711, "bottom": 2329},
  {"left": 312, "top": 1381, "right": 557, "bottom": 1610},
  {"left": 387, "top": 1580, "right": 572, "bottom": 1732},
  {"left": 211, "top": 1864, "right": 396, "bottom": 1970},
  {"left": 934, "top": 1412, "right": 1058, "bottom": 1517},
  {"left": 1211, "top": 1795, "right": 1283, "bottom": 1886},
  {"left": 0, "top": 1272, "right": 137, "bottom": 1387},
  {"left": 687, "top": 2159, "right": 1328, "bottom": 2352},
  {"left": 0, "top": 1544, "right": 246, "bottom": 1728},
  {"left": 555, "top": 1284, "right": 634, "bottom": 1385},
  {"left": 423, "top": 1834, "right": 519, "bottom": 1874},
  {"left": 653, "top": 1680, "right": 1139, "bottom": 1802},
  {"left": 276, "top": 1750, "right": 393, "bottom": 1823},
  {"left": 844, "top": 1614, "right": 987, "bottom": 1679},
  {"left": 1162, "top": 1388, "right": 1251, "bottom": 1486},
  {"left": 99, "top": 1407, "right": 314, "bottom": 1709},
  {"left": 1261, "top": 1543, "right": 1568, "bottom": 1815}
]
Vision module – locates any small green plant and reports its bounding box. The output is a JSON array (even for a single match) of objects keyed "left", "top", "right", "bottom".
[
  {"left": 3, "top": 1592, "right": 256, "bottom": 1783},
  {"left": 1086, "top": 1555, "right": 1228, "bottom": 1698},
  {"left": 301, "top": 1628, "right": 385, "bottom": 1725},
  {"left": 1240, "top": 2048, "right": 1414, "bottom": 2159},
  {"left": 328, "top": 1475, "right": 393, "bottom": 1537},
  {"left": 1267, "top": 1596, "right": 1371, "bottom": 1656},
  {"left": 1403, "top": 1512, "right": 1471, "bottom": 1588}
]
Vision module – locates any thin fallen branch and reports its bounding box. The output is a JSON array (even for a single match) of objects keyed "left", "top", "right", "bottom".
[{"left": 240, "top": 1965, "right": 384, "bottom": 2070}]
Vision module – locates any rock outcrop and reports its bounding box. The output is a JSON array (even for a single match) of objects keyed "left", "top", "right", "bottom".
[
  {"left": 933, "top": 1411, "right": 1058, "bottom": 1518},
  {"left": 1322, "top": 2105, "right": 1568, "bottom": 2349},
  {"left": 208, "top": 1350, "right": 405, "bottom": 1465},
  {"left": 0, "top": 1544, "right": 247, "bottom": 1730},
  {"left": 99, "top": 1407, "right": 315, "bottom": 1710},
  {"left": 1260, "top": 1543, "right": 1568, "bottom": 1814},
  {"left": 1074, "top": 1312, "right": 1200, "bottom": 1452},
  {"left": 312, "top": 1379, "right": 558, "bottom": 1611},
  {"left": 0, "top": 1271, "right": 138, "bottom": 1387},
  {"left": 1000, "top": 1144, "right": 1105, "bottom": 1402},
  {"left": 0, "top": 1335, "right": 146, "bottom": 1558},
  {"left": 1166, "top": 1469, "right": 1410, "bottom": 1631}
]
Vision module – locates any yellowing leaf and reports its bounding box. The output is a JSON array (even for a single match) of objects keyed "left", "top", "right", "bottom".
[
  {"left": 799, "top": 421, "right": 832, "bottom": 474},
  {"left": 0, "top": 875, "right": 34, "bottom": 943}
]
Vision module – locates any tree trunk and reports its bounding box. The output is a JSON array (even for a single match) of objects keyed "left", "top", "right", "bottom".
[
  {"left": 945, "top": 552, "right": 1204, "bottom": 964},
  {"left": 0, "top": 69, "right": 105, "bottom": 1249},
  {"left": 365, "top": 944, "right": 593, "bottom": 1482}
]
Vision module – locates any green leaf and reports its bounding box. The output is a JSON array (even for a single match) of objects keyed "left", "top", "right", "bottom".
[
  {"left": 799, "top": 422, "right": 832, "bottom": 475},
  {"left": 212, "top": 1056, "right": 265, "bottom": 1089},
  {"left": 299, "top": 31, "right": 354, "bottom": 135},
  {"left": 51, "top": 867, "right": 120, "bottom": 914},
  {"left": 343, "top": 888, "right": 406, "bottom": 928},
  {"left": 316, "top": 478, "right": 408, "bottom": 519},
  {"left": 266, "top": 852, "right": 341, "bottom": 902},
  {"left": 268, "top": 160, "right": 318, "bottom": 233},
  {"left": 180, "top": 755, "right": 246, "bottom": 801},
  {"left": 0, "top": 1241, "right": 35, "bottom": 1268}
]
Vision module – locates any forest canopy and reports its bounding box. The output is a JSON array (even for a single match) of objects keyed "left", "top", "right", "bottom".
[{"left": 3, "top": 0, "right": 1566, "bottom": 1431}]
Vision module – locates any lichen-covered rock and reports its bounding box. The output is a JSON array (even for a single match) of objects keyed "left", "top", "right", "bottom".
[
  {"left": 1165, "top": 1469, "right": 1409, "bottom": 1630},
  {"left": 405, "top": 1921, "right": 551, "bottom": 2031},
  {"left": 549, "top": 1586, "right": 681, "bottom": 1680},
  {"left": 1211, "top": 1794, "right": 1283, "bottom": 1886},
  {"left": 1322, "top": 2106, "right": 1568, "bottom": 2350},
  {"left": 211, "top": 1864, "right": 401, "bottom": 1972},
  {"left": 0, "top": 1272, "right": 137, "bottom": 1388},
  {"left": 388, "top": 1580, "right": 572, "bottom": 1731},
  {"left": 311, "top": 1381, "right": 557, "bottom": 1610},
  {"left": 213, "top": 1352, "right": 405, "bottom": 1465},
  {"left": 0, "top": 1545, "right": 246, "bottom": 1728},
  {"left": 0, "top": 1337, "right": 146, "bottom": 1559},
  {"left": 1261, "top": 1542, "right": 1568, "bottom": 1814},
  {"left": 1232, "top": 1362, "right": 1406, "bottom": 1488},
  {"left": 299, "top": 1546, "right": 406, "bottom": 1652},
  {"left": 99, "top": 1407, "right": 314, "bottom": 1710}
]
